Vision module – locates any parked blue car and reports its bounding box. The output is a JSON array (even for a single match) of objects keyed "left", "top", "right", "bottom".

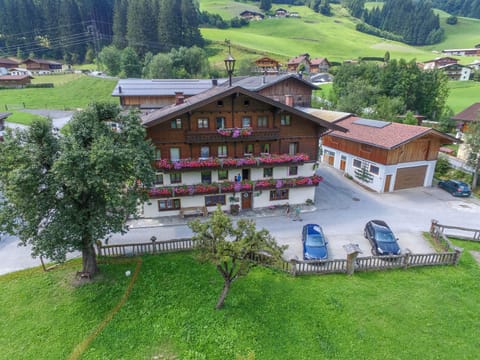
[
  {"left": 302, "top": 224, "right": 328, "bottom": 260},
  {"left": 438, "top": 180, "right": 471, "bottom": 197},
  {"left": 364, "top": 220, "right": 401, "bottom": 256}
]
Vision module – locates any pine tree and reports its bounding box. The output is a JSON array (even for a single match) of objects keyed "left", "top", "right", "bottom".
[
  {"left": 112, "top": 0, "right": 128, "bottom": 49},
  {"left": 158, "top": 0, "right": 182, "bottom": 52},
  {"left": 260, "top": 0, "right": 272, "bottom": 12}
]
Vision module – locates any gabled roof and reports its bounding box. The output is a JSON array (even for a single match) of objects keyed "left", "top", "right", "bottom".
[
  {"left": 327, "top": 116, "right": 456, "bottom": 149},
  {"left": 423, "top": 57, "right": 458, "bottom": 64},
  {"left": 21, "top": 58, "right": 62, "bottom": 65},
  {"left": 254, "top": 57, "right": 280, "bottom": 65},
  {"left": 0, "top": 58, "right": 19, "bottom": 65},
  {"left": 288, "top": 54, "right": 310, "bottom": 65},
  {"left": 112, "top": 78, "right": 227, "bottom": 97},
  {"left": 451, "top": 103, "right": 480, "bottom": 122},
  {"left": 310, "top": 58, "right": 330, "bottom": 66},
  {"left": 231, "top": 73, "right": 317, "bottom": 91},
  {"left": 0, "top": 112, "right": 12, "bottom": 120},
  {"left": 141, "top": 85, "right": 346, "bottom": 133}
]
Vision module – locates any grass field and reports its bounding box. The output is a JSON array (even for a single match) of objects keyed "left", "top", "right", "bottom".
[
  {"left": 1, "top": 245, "right": 480, "bottom": 359},
  {"left": 447, "top": 81, "right": 480, "bottom": 113},
  {"left": 200, "top": 1, "right": 480, "bottom": 67},
  {"left": 0, "top": 74, "right": 117, "bottom": 112}
]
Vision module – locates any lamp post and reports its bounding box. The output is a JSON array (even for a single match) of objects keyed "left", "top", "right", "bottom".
[{"left": 224, "top": 41, "right": 236, "bottom": 87}]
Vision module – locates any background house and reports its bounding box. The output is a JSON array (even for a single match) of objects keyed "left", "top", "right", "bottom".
[
  {"left": 321, "top": 116, "right": 456, "bottom": 192},
  {"left": 439, "top": 63, "right": 472, "bottom": 81},
  {"left": 0, "top": 75, "right": 33, "bottom": 88},
  {"left": 309, "top": 58, "right": 330, "bottom": 73},
  {"left": 452, "top": 102, "right": 480, "bottom": 133},
  {"left": 0, "top": 58, "right": 18, "bottom": 69},
  {"left": 21, "top": 58, "right": 62, "bottom": 74},
  {"left": 254, "top": 57, "right": 281, "bottom": 74},
  {"left": 421, "top": 57, "right": 458, "bottom": 70},
  {"left": 138, "top": 76, "right": 344, "bottom": 217},
  {"left": 287, "top": 54, "right": 310, "bottom": 73},
  {"left": 239, "top": 10, "right": 264, "bottom": 21}
]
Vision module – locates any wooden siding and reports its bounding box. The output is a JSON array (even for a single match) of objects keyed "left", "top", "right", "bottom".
[
  {"left": 258, "top": 78, "right": 312, "bottom": 107},
  {"left": 323, "top": 134, "right": 443, "bottom": 165},
  {"left": 146, "top": 94, "right": 321, "bottom": 161}
]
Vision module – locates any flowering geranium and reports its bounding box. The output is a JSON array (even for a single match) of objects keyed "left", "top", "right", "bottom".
[
  {"left": 148, "top": 187, "right": 172, "bottom": 198},
  {"left": 194, "top": 183, "right": 219, "bottom": 194},
  {"left": 217, "top": 127, "right": 253, "bottom": 138},
  {"left": 254, "top": 179, "right": 276, "bottom": 189},
  {"left": 258, "top": 153, "right": 309, "bottom": 165}
]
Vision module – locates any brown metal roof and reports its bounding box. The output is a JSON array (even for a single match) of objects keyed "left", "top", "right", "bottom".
[
  {"left": 327, "top": 116, "right": 457, "bottom": 149},
  {"left": 451, "top": 103, "right": 480, "bottom": 122}
]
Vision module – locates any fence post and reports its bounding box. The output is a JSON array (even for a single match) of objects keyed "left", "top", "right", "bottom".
[
  {"left": 343, "top": 244, "right": 362, "bottom": 275},
  {"left": 151, "top": 236, "right": 157, "bottom": 253},
  {"left": 290, "top": 259, "right": 297, "bottom": 276},
  {"left": 95, "top": 240, "right": 103, "bottom": 256},
  {"left": 430, "top": 219, "right": 438, "bottom": 237},
  {"left": 453, "top": 247, "right": 463, "bottom": 266},
  {"left": 403, "top": 248, "right": 411, "bottom": 269}
]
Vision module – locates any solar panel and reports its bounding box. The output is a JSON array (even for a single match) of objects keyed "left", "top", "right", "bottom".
[{"left": 353, "top": 118, "right": 390, "bottom": 128}]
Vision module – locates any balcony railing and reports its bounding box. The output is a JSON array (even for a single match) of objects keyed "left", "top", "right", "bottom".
[
  {"left": 185, "top": 127, "right": 280, "bottom": 143},
  {"left": 155, "top": 153, "right": 310, "bottom": 171},
  {"left": 148, "top": 175, "right": 323, "bottom": 198}
]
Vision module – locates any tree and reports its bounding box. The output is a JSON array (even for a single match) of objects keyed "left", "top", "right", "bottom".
[
  {"left": 120, "top": 47, "right": 142, "bottom": 78},
  {"left": 98, "top": 45, "right": 122, "bottom": 76},
  {"left": 402, "top": 111, "right": 418, "bottom": 125},
  {"left": 189, "top": 206, "right": 286, "bottom": 310},
  {"left": 260, "top": 0, "right": 272, "bottom": 11},
  {"left": 0, "top": 103, "right": 155, "bottom": 275},
  {"left": 464, "top": 121, "right": 480, "bottom": 189}
]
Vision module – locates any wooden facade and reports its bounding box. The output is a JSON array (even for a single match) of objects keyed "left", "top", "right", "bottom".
[
  {"left": 256, "top": 77, "right": 313, "bottom": 107},
  {"left": 254, "top": 57, "right": 280, "bottom": 74},
  {"left": 322, "top": 134, "right": 443, "bottom": 166}
]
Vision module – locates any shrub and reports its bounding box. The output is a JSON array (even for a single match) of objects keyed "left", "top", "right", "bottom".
[{"left": 434, "top": 158, "right": 450, "bottom": 178}]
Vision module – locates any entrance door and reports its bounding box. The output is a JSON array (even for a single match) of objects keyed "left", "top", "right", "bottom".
[
  {"left": 241, "top": 192, "right": 252, "bottom": 209},
  {"left": 340, "top": 155, "right": 346, "bottom": 171},
  {"left": 242, "top": 168, "right": 250, "bottom": 181},
  {"left": 384, "top": 174, "right": 392, "bottom": 192}
]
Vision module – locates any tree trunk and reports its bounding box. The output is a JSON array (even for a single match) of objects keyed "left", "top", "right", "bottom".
[
  {"left": 82, "top": 241, "right": 99, "bottom": 275},
  {"left": 215, "top": 280, "right": 231, "bottom": 310}
]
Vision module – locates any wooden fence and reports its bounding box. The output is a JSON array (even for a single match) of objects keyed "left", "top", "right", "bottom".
[
  {"left": 96, "top": 230, "right": 462, "bottom": 276},
  {"left": 430, "top": 219, "right": 480, "bottom": 244}
]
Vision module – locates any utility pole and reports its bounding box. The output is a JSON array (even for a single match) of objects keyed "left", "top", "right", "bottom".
[{"left": 87, "top": 20, "right": 101, "bottom": 70}]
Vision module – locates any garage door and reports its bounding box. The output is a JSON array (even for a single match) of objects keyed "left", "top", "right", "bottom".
[{"left": 393, "top": 166, "right": 427, "bottom": 190}]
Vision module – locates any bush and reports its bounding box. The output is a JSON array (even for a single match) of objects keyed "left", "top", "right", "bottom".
[
  {"left": 446, "top": 16, "right": 457, "bottom": 25},
  {"left": 435, "top": 158, "right": 450, "bottom": 177},
  {"left": 25, "top": 83, "right": 54, "bottom": 88}
]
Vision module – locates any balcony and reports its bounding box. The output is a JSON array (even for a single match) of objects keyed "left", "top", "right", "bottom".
[
  {"left": 155, "top": 153, "right": 310, "bottom": 171},
  {"left": 185, "top": 127, "right": 280, "bottom": 143},
  {"left": 148, "top": 175, "right": 324, "bottom": 198}
]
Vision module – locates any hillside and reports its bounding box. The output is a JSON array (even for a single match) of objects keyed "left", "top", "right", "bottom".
[{"left": 200, "top": 1, "right": 480, "bottom": 67}]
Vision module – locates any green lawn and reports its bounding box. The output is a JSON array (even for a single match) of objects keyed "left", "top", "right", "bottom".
[
  {"left": 447, "top": 81, "right": 480, "bottom": 113},
  {"left": 4, "top": 112, "right": 47, "bottom": 126},
  {"left": 0, "top": 74, "right": 117, "bottom": 112},
  {"left": 2, "top": 248, "right": 480, "bottom": 359}
]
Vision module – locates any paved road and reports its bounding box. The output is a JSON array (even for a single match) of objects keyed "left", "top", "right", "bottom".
[{"left": 1, "top": 163, "right": 479, "bottom": 274}]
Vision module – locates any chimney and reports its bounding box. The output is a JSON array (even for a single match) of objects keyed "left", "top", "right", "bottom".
[
  {"left": 118, "top": 86, "right": 122, "bottom": 93},
  {"left": 175, "top": 92, "right": 184, "bottom": 105},
  {"left": 212, "top": 78, "right": 218, "bottom": 86},
  {"left": 285, "top": 94, "right": 294, "bottom": 107}
]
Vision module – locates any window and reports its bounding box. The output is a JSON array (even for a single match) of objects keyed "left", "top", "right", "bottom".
[
  {"left": 242, "top": 116, "right": 251, "bottom": 128},
  {"left": 270, "top": 189, "right": 289, "bottom": 201},
  {"left": 218, "top": 145, "right": 227, "bottom": 158},
  {"left": 154, "top": 148, "right": 161, "bottom": 160},
  {"left": 170, "top": 118, "right": 182, "bottom": 129},
  {"left": 197, "top": 118, "right": 209, "bottom": 128},
  {"left": 170, "top": 172, "right": 182, "bottom": 184},
  {"left": 289, "top": 166, "right": 298, "bottom": 176},
  {"left": 243, "top": 99, "right": 250, "bottom": 107},
  {"left": 369, "top": 164, "right": 379, "bottom": 175},
  {"left": 154, "top": 173, "right": 164, "bottom": 185},
  {"left": 288, "top": 142, "right": 298, "bottom": 155},
  {"left": 244, "top": 144, "right": 254, "bottom": 155},
  {"left": 353, "top": 159, "right": 362, "bottom": 168},
  {"left": 361, "top": 144, "right": 373, "bottom": 153},
  {"left": 216, "top": 117, "right": 225, "bottom": 129},
  {"left": 257, "top": 116, "right": 268, "bottom": 127},
  {"left": 201, "top": 171, "right": 212, "bottom": 184},
  {"left": 158, "top": 199, "right": 181, "bottom": 211},
  {"left": 264, "top": 167, "right": 273, "bottom": 177},
  {"left": 170, "top": 147, "right": 180, "bottom": 161},
  {"left": 205, "top": 195, "right": 226, "bottom": 207},
  {"left": 218, "top": 169, "right": 228, "bottom": 181},
  {"left": 281, "top": 114, "right": 291, "bottom": 125},
  {"left": 200, "top": 146, "right": 210, "bottom": 159},
  {"left": 261, "top": 143, "right": 270, "bottom": 154},
  {"left": 217, "top": 100, "right": 224, "bottom": 107}
]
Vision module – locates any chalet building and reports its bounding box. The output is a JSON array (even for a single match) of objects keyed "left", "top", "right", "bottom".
[
  {"left": 8, "top": 68, "right": 31, "bottom": 76},
  {"left": 139, "top": 77, "right": 344, "bottom": 218},
  {"left": 0, "top": 75, "right": 33, "bottom": 88},
  {"left": 113, "top": 74, "right": 318, "bottom": 110},
  {"left": 321, "top": 116, "right": 457, "bottom": 193},
  {"left": 442, "top": 48, "right": 480, "bottom": 56},
  {"left": 309, "top": 58, "right": 330, "bottom": 74},
  {"left": 0, "top": 58, "right": 18, "bottom": 69},
  {"left": 21, "top": 58, "right": 62, "bottom": 74},
  {"left": 438, "top": 63, "right": 472, "bottom": 81},
  {"left": 467, "top": 60, "right": 480, "bottom": 71},
  {"left": 112, "top": 79, "right": 224, "bottom": 109},
  {"left": 421, "top": 57, "right": 458, "bottom": 70},
  {"left": 254, "top": 57, "right": 281, "bottom": 74},
  {"left": 287, "top": 54, "right": 310, "bottom": 73},
  {"left": 451, "top": 102, "right": 480, "bottom": 133},
  {"left": 239, "top": 10, "right": 264, "bottom": 21},
  {"left": 275, "top": 8, "right": 288, "bottom": 17}
]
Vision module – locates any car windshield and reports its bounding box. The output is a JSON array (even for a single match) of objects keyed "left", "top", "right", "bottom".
[
  {"left": 377, "top": 229, "right": 396, "bottom": 243},
  {"left": 306, "top": 234, "right": 325, "bottom": 247}
]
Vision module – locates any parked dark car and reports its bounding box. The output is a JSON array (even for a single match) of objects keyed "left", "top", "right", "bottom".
[
  {"left": 438, "top": 180, "right": 471, "bottom": 197},
  {"left": 302, "top": 224, "right": 328, "bottom": 260},
  {"left": 364, "top": 220, "right": 401, "bottom": 256}
]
